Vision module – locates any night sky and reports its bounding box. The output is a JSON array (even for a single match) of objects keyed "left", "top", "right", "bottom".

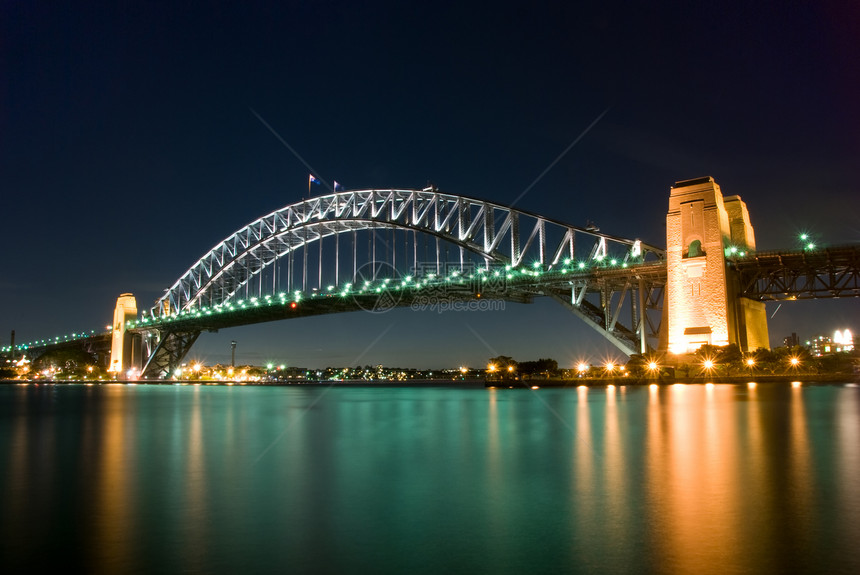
[{"left": 2, "top": 2, "right": 858, "bottom": 368}]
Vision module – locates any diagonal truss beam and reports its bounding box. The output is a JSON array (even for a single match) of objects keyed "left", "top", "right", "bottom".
[{"left": 140, "top": 330, "right": 201, "bottom": 379}]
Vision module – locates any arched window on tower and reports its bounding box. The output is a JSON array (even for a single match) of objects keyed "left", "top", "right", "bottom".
[{"left": 686, "top": 239, "right": 704, "bottom": 258}]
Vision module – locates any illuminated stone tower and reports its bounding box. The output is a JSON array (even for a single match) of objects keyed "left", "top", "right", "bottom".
[
  {"left": 665, "top": 177, "right": 769, "bottom": 354},
  {"left": 108, "top": 293, "right": 138, "bottom": 375}
]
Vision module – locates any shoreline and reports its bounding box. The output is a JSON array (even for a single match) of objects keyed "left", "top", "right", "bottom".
[
  {"left": 2, "top": 374, "right": 858, "bottom": 387},
  {"left": 0, "top": 378, "right": 487, "bottom": 387},
  {"left": 489, "top": 372, "right": 859, "bottom": 387}
]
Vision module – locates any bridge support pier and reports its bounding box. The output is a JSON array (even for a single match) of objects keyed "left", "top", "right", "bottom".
[
  {"left": 665, "top": 177, "right": 769, "bottom": 355},
  {"left": 108, "top": 294, "right": 138, "bottom": 376}
]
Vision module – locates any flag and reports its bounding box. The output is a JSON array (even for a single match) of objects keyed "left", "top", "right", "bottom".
[
  {"left": 334, "top": 181, "right": 343, "bottom": 191},
  {"left": 309, "top": 174, "right": 321, "bottom": 185}
]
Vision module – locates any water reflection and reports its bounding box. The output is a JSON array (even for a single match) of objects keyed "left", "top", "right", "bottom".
[
  {"left": 0, "top": 383, "right": 858, "bottom": 574},
  {"left": 836, "top": 386, "right": 860, "bottom": 559},
  {"left": 93, "top": 387, "right": 134, "bottom": 572}
]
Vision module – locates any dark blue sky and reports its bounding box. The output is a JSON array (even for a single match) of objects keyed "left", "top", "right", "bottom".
[{"left": 2, "top": 1, "right": 858, "bottom": 368}]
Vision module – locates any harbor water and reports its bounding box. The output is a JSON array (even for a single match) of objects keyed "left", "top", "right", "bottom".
[{"left": 1, "top": 382, "right": 858, "bottom": 574}]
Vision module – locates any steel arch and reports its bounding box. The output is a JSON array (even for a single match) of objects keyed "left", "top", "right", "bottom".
[{"left": 152, "top": 188, "right": 664, "bottom": 318}]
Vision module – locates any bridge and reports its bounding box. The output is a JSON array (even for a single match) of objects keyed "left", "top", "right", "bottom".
[{"left": 4, "top": 179, "right": 858, "bottom": 378}]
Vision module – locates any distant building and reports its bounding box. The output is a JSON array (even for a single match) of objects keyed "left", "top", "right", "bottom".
[
  {"left": 783, "top": 332, "right": 799, "bottom": 348},
  {"left": 807, "top": 329, "right": 855, "bottom": 357},
  {"left": 807, "top": 335, "right": 832, "bottom": 357}
]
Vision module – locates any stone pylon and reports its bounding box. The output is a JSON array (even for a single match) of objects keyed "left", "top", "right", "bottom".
[
  {"left": 108, "top": 293, "right": 138, "bottom": 375},
  {"left": 664, "top": 177, "right": 769, "bottom": 354}
]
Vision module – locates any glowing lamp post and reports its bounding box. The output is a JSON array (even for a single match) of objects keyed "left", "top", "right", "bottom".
[{"left": 646, "top": 361, "right": 659, "bottom": 379}]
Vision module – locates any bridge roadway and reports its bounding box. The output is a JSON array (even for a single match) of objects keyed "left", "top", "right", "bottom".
[
  {"left": 132, "top": 259, "right": 669, "bottom": 377},
  {"left": 2, "top": 332, "right": 112, "bottom": 365},
  {"left": 732, "top": 244, "right": 860, "bottom": 299},
  {"left": 7, "top": 245, "right": 858, "bottom": 373},
  {"left": 8, "top": 262, "right": 662, "bottom": 361},
  {"left": 128, "top": 245, "right": 857, "bottom": 342},
  {"left": 127, "top": 261, "right": 668, "bottom": 333}
]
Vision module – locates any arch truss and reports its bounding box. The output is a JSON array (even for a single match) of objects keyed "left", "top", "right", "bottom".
[{"left": 139, "top": 188, "right": 665, "bottom": 377}]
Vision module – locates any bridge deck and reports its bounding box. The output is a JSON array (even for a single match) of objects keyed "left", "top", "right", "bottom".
[{"left": 732, "top": 245, "right": 860, "bottom": 300}]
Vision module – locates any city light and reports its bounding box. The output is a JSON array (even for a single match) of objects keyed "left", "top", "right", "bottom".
[{"left": 834, "top": 329, "right": 854, "bottom": 351}]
